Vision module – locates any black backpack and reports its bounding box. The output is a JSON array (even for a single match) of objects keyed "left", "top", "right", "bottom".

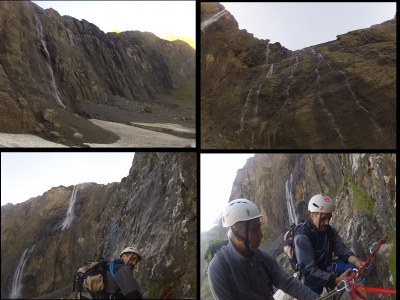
[
  {"left": 283, "top": 221, "right": 333, "bottom": 273},
  {"left": 73, "top": 257, "right": 120, "bottom": 299},
  {"left": 213, "top": 247, "right": 275, "bottom": 299}
]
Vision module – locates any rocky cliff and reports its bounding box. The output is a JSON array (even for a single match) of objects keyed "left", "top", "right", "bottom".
[
  {"left": 201, "top": 3, "right": 396, "bottom": 149},
  {"left": 1, "top": 152, "right": 197, "bottom": 299},
  {"left": 201, "top": 153, "right": 396, "bottom": 300},
  {"left": 0, "top": 1, "right": 195, "bottom": 146}
]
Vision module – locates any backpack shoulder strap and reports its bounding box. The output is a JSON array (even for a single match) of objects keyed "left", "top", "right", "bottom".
[
  {"left": 213, "top": 250, "right": 237, "bottom": 294},
  {"left": 254, "top": 251, "right": 275, "bottom": 298},
  {"left": 110, "top": 261, "right": 117, "bottom": 282}
]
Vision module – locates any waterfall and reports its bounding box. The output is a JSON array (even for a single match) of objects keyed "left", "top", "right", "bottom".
[
  {"left": 61, "top": 185, "right": 78, "bottom": 230},
  {"left": 201, "top": 10, "right": 228, "bottom": 32},
  {"left": 240, "top": 88, "right": 253, "bottom": 131},
  {"left": 266, "top": 63, "right": 274, "bottom": 79},
  {"left": 10, "top": 245, "right": 35, "bottom": 299},
  {"left": 316, "top": 68, "right": 320, "bottom": 86},
  {"left": 67, "top": 28, "right": 75, "bottom": 47},
  {"left": 285, "top": 174, "right": 297, "bottom": 225},
  {"left": 318, "top": 94, "right": 346, "bottom": 146},
  {"left": 290, "top": 55, "right": 299, "bottom": 77},
  {"left": 255, "top": 83, "right": 262, "bottom": 115},
  {"left": 318, "top": 53, "right": 323, "bottom": 62},
  {"left": 266, "top": 43, "right": 269, "bottom": 64},
  {"left": 34, "top": 14, "right": 66, "bottom": 109}
]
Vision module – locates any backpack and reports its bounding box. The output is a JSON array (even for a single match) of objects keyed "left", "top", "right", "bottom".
[
  {"left": 283, "top": 221, "right": 333, "bottom": 273},
  {"left": 213, "top": 247, "right": 275, "bottom": 299},
  {"left": 73, "top": 257, "right": 119, "bottom": 299}
]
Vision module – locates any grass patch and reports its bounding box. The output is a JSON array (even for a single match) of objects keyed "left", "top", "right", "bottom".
[
  {"left": 387, "top": 218, "right": 396, "bottom": 286},
  {"left": 328, "top": 186, "right": 339, "bottom": 198},
  {"left": 170, "top": 79, "right": 195, "bottom": 109},
  {"left": 349, "top": 181, "right": 375, "bottom": 217},
  {"left": 148, "top": 282, "right": 170, "bottom": 299},
  {"left": 261, "top": 226, "right": 273, "bottom": 247}
]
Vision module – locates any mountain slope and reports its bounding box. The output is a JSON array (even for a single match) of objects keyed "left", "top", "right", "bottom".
[
  {"left": 1, "top": 152, "right": 197, "bottom": 299},
  {"left": 0, "top": 1, "right": 195, "bottom": 146},
  {"left": 201, "top": 3, "right": 396, "bottom": 149}
]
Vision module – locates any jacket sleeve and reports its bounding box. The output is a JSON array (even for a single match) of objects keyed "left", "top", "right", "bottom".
[
  {"left": 114, "top": 265, "right": 142, "bottom": 298},
  {"left": 294, "top": 233, "right": 337, "bottom": 289},
  {"left": 330, "top": 226, "right": 355, "bottom": 263},
  {"left": 261, "top": 251, "right": 320, "bottom": 300},
  {"left": 208, "top": 256, "right": 237, "bottom": 300}
]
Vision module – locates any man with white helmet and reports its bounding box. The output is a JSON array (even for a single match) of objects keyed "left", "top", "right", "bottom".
[
  {"left": 294, "top": 194, "right": 366, "bottom": 295},
  {"left": 103, "top": 246, "right": 143, "bottom": 299},
  {"left": 208, "top": 199, "right": 320, "bottom": 300}
]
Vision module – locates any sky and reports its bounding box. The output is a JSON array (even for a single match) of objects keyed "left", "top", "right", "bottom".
[
  {"left": 32, "top": 1, "right": 195, "bottom": 48},
  {"left": 1, "top": 153, "right": 135, "bottom": 206},
  {"left": 220, "top": 2, "right": 396, "bottom": 50},
  {"left": 201, "top": 153, "right": 254, "bottom": 232}
]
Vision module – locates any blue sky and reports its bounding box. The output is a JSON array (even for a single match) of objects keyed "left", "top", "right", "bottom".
[
  {"left": 1, "top": 153, "right": 135, "bottom": 205},
  {"left": 32, "top": 1, "right": 195, "bottom": 47},
  {"left": 220, "top": 2, "right": 396, "bottom": 50},
  {"left": 201, "top": 154, "right": 254, "bottom": 231}
]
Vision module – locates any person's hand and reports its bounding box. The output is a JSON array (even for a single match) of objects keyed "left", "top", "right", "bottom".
[
  {"left": 355, "top": 259, "right": 366, "bottom": 270},
  {"left": 335, "top": 268, "right": 352, "bottom": 285}
]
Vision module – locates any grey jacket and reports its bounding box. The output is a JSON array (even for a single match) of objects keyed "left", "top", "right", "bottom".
[
  {"left": 208, "top": 240, "right": 319, "bottom": 300},
  {"left": 294, "top": 223, "right": 354, "bottom": 290}
]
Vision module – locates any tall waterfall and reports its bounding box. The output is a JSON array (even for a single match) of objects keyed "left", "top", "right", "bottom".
[
  {"left": 34, "top": 14, "right": 66, "bottom": 109},
  {"left": 285, "top": 174, "right": 297, "bottom": 225},
  {"left": 67, "top": 28, "right": 75, "bottom": 47},
  {"left": 10, "top": 245, "right": 35, "bottom": 299},
  {"left": 201, "top": 10, "right": 228, "bottom": 32},
  {"left": 266, "top": 43, "right": 269, "bottom": 64},
  {"left": 61, "top": 185, "right": 78, "bottom": 230}
]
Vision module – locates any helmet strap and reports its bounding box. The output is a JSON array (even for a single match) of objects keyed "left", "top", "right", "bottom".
[
  {"left": 318, "top": 212, "right": 322, "bottom": 231},
  {"left": 232, "top": 221, "right": 253, "bottom": 255}
]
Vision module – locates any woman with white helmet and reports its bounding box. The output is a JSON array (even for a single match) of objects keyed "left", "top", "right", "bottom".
[
  {"left": 208, "top": 199, "right": 320, "bottom": 300},
  {"left": 294, "top": 194, "right": 366, "bottom": 295}
]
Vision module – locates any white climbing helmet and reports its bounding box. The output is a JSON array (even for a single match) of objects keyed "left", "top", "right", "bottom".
[
  {"left": 308, "top": 194, "right": 335, "bottom": 213},
  {"left": 222, "top": 199, "right": 263, "bottom": 227},
  {"left": 120, "top": 246, "right": 142, "bottom": 260}
]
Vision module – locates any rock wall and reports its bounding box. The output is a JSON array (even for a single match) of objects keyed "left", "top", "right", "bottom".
[
  {"left": 201, "top": 2, "right": 396, "bottom": 149},
  {"left": 1, "top": 152, "right": 197, "bottom": 299},
  {"left": 229, "top": 153, "right": 396, "bottom": 299},
  {"left": 201, "top": 154, "right": 396, "bottom": 299},
  {"left": 0, "top": 1, "right": 195, "bottom": 136}
]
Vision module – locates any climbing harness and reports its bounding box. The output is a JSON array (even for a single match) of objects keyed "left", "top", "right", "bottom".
[{"left": 317, "top": 235, "right": 396, "bottom": 300}]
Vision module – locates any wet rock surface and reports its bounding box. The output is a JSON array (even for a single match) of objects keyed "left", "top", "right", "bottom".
[
  {"left": 1, "top": 153, "right": 197, "bottom": 299},
  {"left": 0, "top": 1, "right": 195, "bottom": 147},
  {"left": 201, "top": 3, "right": 396, "bottom": 149}
]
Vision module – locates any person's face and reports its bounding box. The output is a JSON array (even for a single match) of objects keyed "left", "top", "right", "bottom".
[
  {"left": 311, "top": 213, "right": 332, "bottom": 231},
  {"left": 234, "top": 218, "right": 264, "bottom": 252},
  {"left": 248, "top": 218, "right": 264, "bottom": 251},
  {"left": 122, "top": 253, "right": 140, "bottom": 269}
]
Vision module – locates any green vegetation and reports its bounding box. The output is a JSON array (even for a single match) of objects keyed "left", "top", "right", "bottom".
[
  {"left": 204, "top": 239, "right": 229, "bottom": 262},
  {"left": 349, "top": 181, "right": 375, "bottom": 217},
  {"left": 387, "top": 218, "right": 396, "bottom": 286},
  {"left": 327, "top": 186, "right": 339, "bottom": 199},
  {"left": 148, "top": 282, "right": 170, "bottom": 299},
  {"left": 200, "top": 280, "right": 212, "bottom": 299},
  {"left": 170, "top": 79, "right": 195, "bottom": 109}
]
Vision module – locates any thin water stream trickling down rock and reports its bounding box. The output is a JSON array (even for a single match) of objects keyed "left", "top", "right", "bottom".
[
  {"left": 201, "top": 2, "right": 396, "bottom": 149},
  {"left": 1, "top": 153, "right": 197, "bottom": 299}
]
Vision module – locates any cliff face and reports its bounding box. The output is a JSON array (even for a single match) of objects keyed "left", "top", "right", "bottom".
[
  {"left": 231, "top": 154, "right": 396, "bottom": 299},
  {"left": 201, "top": 3, "right": 396, "bottom": 149},
  {"left": 201, "top": 154, "right": 396, "bottom": 300},
  {"left": 1, "top": 152, "right": 197, "bottom": 299},
  {"left": 0, "top": 1, "right": 195, "bottom": 142}
]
